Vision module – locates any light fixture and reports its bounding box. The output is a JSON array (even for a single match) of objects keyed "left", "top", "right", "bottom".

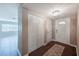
[
  {"left": 52, "top": 9, "right": 62, "bottom": 16},
  {"left": 49, "top": 8, "right": 63, "bottom": 16},
  {"left": 59, "top": 21, "right": 65, "bottom": 24},
  {"left": 52, "top": 10, "right": 60, "bottom": 14}
]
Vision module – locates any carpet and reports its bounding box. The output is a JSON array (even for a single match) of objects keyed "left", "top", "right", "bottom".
[{"left": 43, "top": 44, "right": 65, "bottom": 56}]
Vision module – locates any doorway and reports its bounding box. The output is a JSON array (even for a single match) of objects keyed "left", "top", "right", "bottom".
[{"left": 55, "top": 18, "right": 70, "bottom": 44}]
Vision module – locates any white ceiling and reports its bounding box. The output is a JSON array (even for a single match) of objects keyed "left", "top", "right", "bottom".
[{"left": 22, "top": 3, "right": 79, "bottom": 19}]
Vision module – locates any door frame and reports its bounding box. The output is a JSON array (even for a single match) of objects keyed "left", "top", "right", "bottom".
[{"left": 55, "top": 17, "right": 70, "bottom": 45}]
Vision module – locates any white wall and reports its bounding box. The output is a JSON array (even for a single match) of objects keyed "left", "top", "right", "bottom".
[{"left": 77, "top": 9, "right": 79, "bottom": 55}]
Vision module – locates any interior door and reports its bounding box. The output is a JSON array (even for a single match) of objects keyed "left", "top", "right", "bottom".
[
  {"left": 55, "top": 18, "right": 70, "bottom": 44},
  {"left": 28, "top": 14, "right": 43, "bottom": 52}
]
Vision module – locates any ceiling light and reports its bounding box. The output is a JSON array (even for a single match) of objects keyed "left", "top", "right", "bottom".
[
  {"left": 52, "top": 9, "right": 61, "bottom": 16},
  {"left": 59, "top": 21, "right": 65, "bottom": 24},
  {"left": 49, "top": 8, "right": 62, "bottom": 16},
  {"left": 52, "top": 10, "right": 60, "bottom": 14}
]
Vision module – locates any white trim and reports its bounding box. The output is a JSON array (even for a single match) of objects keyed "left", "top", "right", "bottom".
[
  {"left": 24, "top": 52, "right": 30, "bottom": 56},
  {"left": 43, "top": 41, "right": 48, "bottom": 46},
  {"left": 43, "top": 39, "right": 77, "bottom": 49},
  {"left": 43, "top": 39, "right": 53, "bottom": 46},
  {"left": 52, "top": 39, "right": 77, "bottom": 48},
  {"left": 75, "top": 45, "right": 79, "bottom": 56},
  {"left": 17, "top": 49, "right": 21, "bottom": 56},
  {"left": 76, "top": 47, "right": 78, "bottom": 56}
]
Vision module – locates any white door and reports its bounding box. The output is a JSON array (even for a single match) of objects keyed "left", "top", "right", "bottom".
[
  {"left": 28, "top": 14, "right": 43, "bottom": 52},
  {"left": 55, "top": 18, "right": 70, "bottom": 44},
  {"left": 28, "top": 14, "right": 37, "bottom": 52}
]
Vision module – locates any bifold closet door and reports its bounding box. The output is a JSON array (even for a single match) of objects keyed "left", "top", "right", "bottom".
[{"left": 28, "top": 14, "right": 44, "bottom": 52}]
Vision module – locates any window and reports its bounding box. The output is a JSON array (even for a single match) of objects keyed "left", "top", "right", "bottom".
[{"left": 2, "top": 24, "right": 18, "bottom": 32}]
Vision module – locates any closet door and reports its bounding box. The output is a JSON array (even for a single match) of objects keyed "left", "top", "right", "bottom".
[
  {"left": 28, "top": 14, "right": 36, "bottom": 52},
  {"left": 28, "top": 14, "right": 39, "bottom": 52},
  {"left": 36, "top": 17, "right": 44, "bottom": 48},
  {"left": 28, "top": 14, "right": 44, "bottom": 52}
]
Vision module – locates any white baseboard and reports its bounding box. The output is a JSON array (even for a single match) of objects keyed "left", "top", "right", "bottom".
[
  {"left": 43, "top": 40, "right": 52, "bottom": 46},
  {"left": 76, "top": 47, "right": 79, "bottom": 56},
  {"left": 52, "top": 39, "right": 77, "bottom": 47},
  {"left": 76, "top": 47, "right": 78, "bottom": 56},
  {"left": 17, "top": 49, "right": 21, "bottom": 56},
  {"left": 24, "top": 52, "right": 30, "bottom": 56},
  {"left": 43, "top": 42, "right": 48, "bottom": 46},
  {"left": 43, "top": 39, "right": 77, "bottom": 48}
]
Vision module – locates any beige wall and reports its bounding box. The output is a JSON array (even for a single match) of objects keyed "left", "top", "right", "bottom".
[
  {"left": 77, "top": 9, "right": 79, "bottom": 55},
  {"left": 18, "top": 5, "right": 28, "bottom": 56},
  {"left": 70, "top": 15, "right": 77, "bottom": 45},
  {"left": 22, "top": 8, "right": 28, "bottom": 55}
]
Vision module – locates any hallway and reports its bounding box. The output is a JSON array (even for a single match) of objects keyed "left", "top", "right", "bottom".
[
  {"left": 20, "top": 3, "right": 79, "bottom": 56},
  {"left": 0, "top": 3, "right": 79, "bottom": 56}
]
